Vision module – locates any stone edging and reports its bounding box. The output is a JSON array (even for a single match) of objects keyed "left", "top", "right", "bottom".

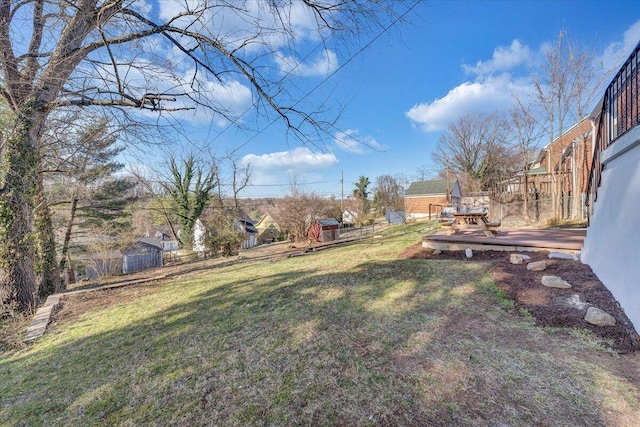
[{"left": 22, "top": 275, "right": 167, "bottom": 343}]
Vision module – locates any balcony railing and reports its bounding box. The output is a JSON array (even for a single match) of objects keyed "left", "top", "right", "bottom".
[{"left": 586, "top": 40, "right": 640, "bottom": 216}]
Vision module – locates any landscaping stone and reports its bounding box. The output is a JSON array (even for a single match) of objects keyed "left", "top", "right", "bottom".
[
  {"left": 549, "top": 252, "right": 575, "bottom": 260},
  {"left": 433, "top": 249, "right": 441, "bottom": 255},
  {"left": 541, "top": 275, "right": 572, "bottom": 289},
  {"left": 465, "top": 248, "right": 473, "bottom": 258},
  {"left": 555, "top": 294, "right": 590, "bottom": 310},
  {"left": 585, "top": 307, "right": 616, "bottom": 326},
  {"left": 510, "top": 253, "right": 531, "bottom": 264},
  {"left": 527, "top": 260, "right": 547, "bottom": 271}
]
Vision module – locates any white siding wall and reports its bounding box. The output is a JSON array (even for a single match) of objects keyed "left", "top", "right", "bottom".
[{"left": 582, "top": 126, "right": 640, "bottom": 330}]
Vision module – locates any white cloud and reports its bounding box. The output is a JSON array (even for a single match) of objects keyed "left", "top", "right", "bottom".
[
  {"left": 406, "top": 39, "right": 538, "bottom": 132},
  {"left": 157, "top": 0, "right": 323, "bottom": 53},
  {"left": 406, "top": 74, "right": 532, "bottom": 132},
  {"left": 462, "top": 40, "right": 533, "bottom": 76},
  {"left": 275, "top": 49, "right": 339, "bottom": 77},
  {"left": 241, "top": 147, "right": 338, "bottom": 172},
  {"left": 333, "top": 129, "right": 382, "bottom": 154},
  {"left": 600, "top": 19, "right": 640, "bottom": 72},
  {"left": 82, "top": 57, "right": 253, "bottom": 126}
]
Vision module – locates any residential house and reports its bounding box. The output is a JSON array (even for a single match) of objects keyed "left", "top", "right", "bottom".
[
  {"left": 404, "top": 179, "right": 462, "bottom": 219},
  {"left": 496, "top": 118, "right": 593, "bottom": 219},
  {"left": 342, "top": 209, "right": 359, "bottom": 225},
  {"left": 235, "top": 218, "right": 258, "bottom": 250},
  {"left": 582, "top": 40, "right": 640, "bottom": 331},
  {"left": 254, "top": 212, "right": 285, "bottom": 244}
]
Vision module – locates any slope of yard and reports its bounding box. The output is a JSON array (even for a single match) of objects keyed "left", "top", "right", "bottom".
[{"left": 1, "top": 223, "right": 639, "bottom": 426}]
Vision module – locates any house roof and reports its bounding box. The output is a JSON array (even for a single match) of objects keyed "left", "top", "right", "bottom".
[
  {"left": 528, "top": 166, "right": 548, "bottom": 175},
  {"left": 237, "top": 219, "right": 258, "bottom": 234},
  {"left": 255, "top": 212, "right": 280, "bottom": 229},
  {"left": 134, "top": 238, "right": 165, "bottom": 250},
  {"left": 405, "top": 180, "right": 452, "bottom": 196},
  {"left": 316, "top": 218, "right": 339, "bottom": 226}
]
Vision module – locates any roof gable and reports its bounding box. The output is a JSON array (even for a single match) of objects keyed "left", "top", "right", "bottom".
[{"left": 405, "top": 180, "right": 452, "bottom": 196}]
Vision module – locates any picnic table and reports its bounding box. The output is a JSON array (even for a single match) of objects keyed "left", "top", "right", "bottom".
[{"left": 440, "top": 212, "right": 501, "bottom": 237}]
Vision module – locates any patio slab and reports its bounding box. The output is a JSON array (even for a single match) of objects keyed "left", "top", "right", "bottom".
[{"left": 422, "top": 228, "right": 585, "bottom": 254}]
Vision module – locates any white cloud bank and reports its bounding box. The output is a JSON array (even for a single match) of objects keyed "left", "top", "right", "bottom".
[
  {"left": 462, "top": 40, "right": 533, "bottom": 76},
  {"left": 406, "top": 19, "right": 640, "bottom": 133},
  {"left": 242, "top": 147, "right": 338, "bottom": 173},
  {"left": 275, "top": 49, "right": 339, "bottom": 77},
  {"left": 406, "top": 74, "right": 531, "bottom": 132},
  {"left": 406, "top": 39, "right": 535, "bottom": 132},
  {"left": 600, "top": 19, "right": 640, "bottom": 72},
  {"left": 333, "top": 129, "right": 382, "bottom": 154}
]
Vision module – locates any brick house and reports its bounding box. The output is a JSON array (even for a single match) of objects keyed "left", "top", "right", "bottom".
[{"left": 404, "top": 179, "right": 461, "bottom": 218}]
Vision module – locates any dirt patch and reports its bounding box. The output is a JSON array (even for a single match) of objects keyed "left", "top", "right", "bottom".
[{"left": 399, "top": 243, "right": 640, "bottom": 353}]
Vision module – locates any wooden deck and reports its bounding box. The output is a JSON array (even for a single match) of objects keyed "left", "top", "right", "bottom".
[{"left": 423, "top": 228, "right": 585, "bottom": 253}]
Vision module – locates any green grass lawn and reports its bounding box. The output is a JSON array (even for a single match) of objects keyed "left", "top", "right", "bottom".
[{"left": 1, "top": 223, "right": 639, "bottom": 426}]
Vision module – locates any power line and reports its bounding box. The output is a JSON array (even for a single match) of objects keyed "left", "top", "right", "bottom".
[{"left": 212, "top": 1, "right": 421, "bottom": 158}]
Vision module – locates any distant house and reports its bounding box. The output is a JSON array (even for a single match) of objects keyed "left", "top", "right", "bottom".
[
  {"left": 342, "top": 209, "right": 358, "bottom": 225},
  {"left": 235, "top": 218, "right": 258, "bottom": 249},
  {"left": 496, "top": 117, "right": 592, "bottom": 212},
  {"left": 404, "top": 179, "right": 462, "bottom": 218},
  {"left": 307, "top": 218, "right": 340, "bottom": 242},
  {"left": 255, "top": 212, "right": 285, "bottom": 244},
  {"left": 150, "top": 232, "right": 180, "bottom": 251}
]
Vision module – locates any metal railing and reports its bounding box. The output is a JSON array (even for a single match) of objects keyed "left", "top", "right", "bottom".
[{"left": 586, "top": 40, "right": 640, "bottom": 216}]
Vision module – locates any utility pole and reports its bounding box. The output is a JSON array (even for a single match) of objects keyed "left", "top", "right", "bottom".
[
  {"left": 341, "top": 170, "right": 344, "bottom": 211},
  {"left": 445, "top": 154, "right": 451, "bottom": 204}
]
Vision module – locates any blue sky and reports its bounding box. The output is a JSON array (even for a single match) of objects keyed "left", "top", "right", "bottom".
[{"left": 125, "top": 1, "right": 640, "bottom": 199}]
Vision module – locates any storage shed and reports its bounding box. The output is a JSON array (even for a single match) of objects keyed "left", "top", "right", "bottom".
[
  {"left": 386, "top": 210, "right": 406, "bottom": 224},
  {"left": 307, "top": 218, "right": 340, "bottom": 242},
  {"left": 123, "top": 240, "right": 164, "bottom": 274}
]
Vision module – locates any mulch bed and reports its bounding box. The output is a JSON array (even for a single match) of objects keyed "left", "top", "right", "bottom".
[{"left": 399, "top": 243, "right": 640, "bottom": 353}]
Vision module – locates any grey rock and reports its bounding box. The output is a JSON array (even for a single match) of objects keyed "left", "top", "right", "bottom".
[
  {"left": 555, "top": 294, "right": 590, "bottom": 310},
  {"left": 510, "top": 254, "right": 531, "bottom": 264},
  {"left": 527, "top": 260, "right": 547, "bottom": 271},
  {"left": 549, "top": 252, "right": 575, "bottom": 260},
  {"left": 465, "top": 248, "right": 473, "bottom": 258},
  {"left": 541, "top": 275, "right": 572, "bottom": 289},
  {"left": 510, "top": 254, "right": 525, "bottom": 264},
  {"left": 585, "top": 307, "right": 616, "bottom": 326}
]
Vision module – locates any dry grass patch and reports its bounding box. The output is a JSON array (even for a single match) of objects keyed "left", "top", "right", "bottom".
[{"left": 1, "top": 223, "right": 639, "bottom": 426}]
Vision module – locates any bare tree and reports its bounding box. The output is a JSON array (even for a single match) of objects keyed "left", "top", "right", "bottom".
[
  {"left": 414, "top": 164, "right": 439, "bottom": 182},
  {"left": 0, "top": 0, "right": 404, "bottom": 311},
  {"left": 432, "top": 113, "right": 511, "bottom": 192},
  {"left": 373, "top": 174, "right": 404, "bottom": 215},
  {"left": 272, "top": 191, "right": 334, "bottom": 242},
  {"left": 229, "top": 157, "right": 251, "bottom": 213},
  {"left": 508, "top": 100, "right": 542, "bottom": 222},
  {"left": 532, "top": 31, "right": 600, "bottom": 219}
]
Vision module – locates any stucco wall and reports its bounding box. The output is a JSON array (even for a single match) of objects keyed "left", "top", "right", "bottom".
[{"left": 582, "top": 125, "right": 640, "bottom": 331}]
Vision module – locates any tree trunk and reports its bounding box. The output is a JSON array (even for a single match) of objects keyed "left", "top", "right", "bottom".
[
  {"left": 58, "top": 196, "right": 78, "bottom": 277},
  {"left": 34, "top": 177, "right": 60, "bottom": 298},
  {"left": 0, "top": 102, "right": 42, "bottom": 313}
]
